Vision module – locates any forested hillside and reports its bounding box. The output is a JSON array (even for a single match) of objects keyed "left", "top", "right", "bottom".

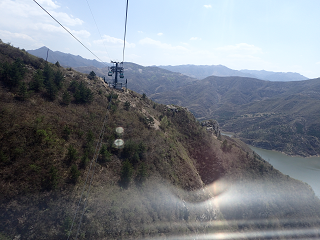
[{"left": 1, "top": 42, "right": 320, "bottom": 239}]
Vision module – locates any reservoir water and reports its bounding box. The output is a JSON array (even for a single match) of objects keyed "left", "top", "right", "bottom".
[{"left": 250, "top": 146, "right": 320, "bottom": 198}]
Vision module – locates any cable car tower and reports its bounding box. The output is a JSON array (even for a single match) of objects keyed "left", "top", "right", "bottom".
[{"left": 105, "top": 61, "right": 127, "bottom": 91}]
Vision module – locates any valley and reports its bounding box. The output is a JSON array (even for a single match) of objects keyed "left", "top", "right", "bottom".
[
  {"left": 1, "top": 42, "right": 320, "bottom": 239},
  {"left": 27, "top": 46, "right": 320, "bottom": 157}
]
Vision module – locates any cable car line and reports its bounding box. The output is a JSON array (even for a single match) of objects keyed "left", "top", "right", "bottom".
[
  {"left": 32, "top": 0, "right": 107, "bottom": 66},
  {"left": 67, "top": 92, "right": 115, "bottom": 240},
  {"left": 123, "top": 0, "right": 129, "bottom": 63},
  {"left": 85, "top": 0, "right": 112, "bottom": 61},
  {"left": 33, "top": 1, "right": 129, "bottom": 238}
]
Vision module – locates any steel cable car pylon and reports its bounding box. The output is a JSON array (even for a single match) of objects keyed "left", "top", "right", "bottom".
[{"left": 105, "top": 61, "right": 127, "bottom": 91}]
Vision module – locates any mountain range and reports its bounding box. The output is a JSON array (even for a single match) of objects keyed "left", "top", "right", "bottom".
[
  {"left": 159, "top": 64, "right": 309, "bottom": 81},
  {"left": 27, "top": 46, "right": 108, "bottom": 68},
  {"left": 28, "top": 47, "right": 308, "bottom": 82}
]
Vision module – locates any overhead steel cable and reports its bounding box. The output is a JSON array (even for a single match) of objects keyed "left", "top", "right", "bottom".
[
  {"left": 33, "top": 0, "right": 107, "bottom": 66},
  {"left": 85, "top": 0, "right": 112, "bottom": 61},
  {"left": 67, "top": 91, "right": 114, "bottom": 240},
  {"left": 122, "top": 0, "right": 129, "bottom": 63}
]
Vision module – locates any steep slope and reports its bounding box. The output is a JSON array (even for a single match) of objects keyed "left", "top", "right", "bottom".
[
  {"left": 151, "top": 76, "right": 320, "bottom": 156},
  {"left": 1, "top": 43, "right": 320, "bottom": 239}
]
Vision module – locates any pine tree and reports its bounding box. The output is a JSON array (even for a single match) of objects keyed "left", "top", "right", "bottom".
[
  {"left": 88, "top": 71, "right": 96, "bottom": 80},
  {"left": 43, "top": 63, "right": 54, "bottom": 88},
  {"left": 18, "top": 82, "right": 28, "bottom": 100},
  {"left": 62, "top": 91, "right": 71, "bottom": 105},
  {"left": 54, "top": 70, "right": 64, "bottom": 90},
  {"left": 30, "top": 69, "right": 44, "bottom": 92}
]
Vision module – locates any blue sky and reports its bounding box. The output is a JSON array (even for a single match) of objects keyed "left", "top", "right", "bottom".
[{"left": 1, "top": 0, "right": 320, "bottom": 78}]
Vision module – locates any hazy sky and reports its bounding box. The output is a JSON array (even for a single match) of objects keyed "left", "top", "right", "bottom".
[{"left": 1, "top": 0, "right": 320, "bottom": 78}]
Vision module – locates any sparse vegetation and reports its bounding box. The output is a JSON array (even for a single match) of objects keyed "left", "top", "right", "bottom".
[{"left": 1, "top": 42, "right": 320, "bottom": 240}]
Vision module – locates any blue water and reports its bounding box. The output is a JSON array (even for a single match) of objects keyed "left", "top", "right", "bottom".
[{"left": 250, "top": 146, "right": 320, "bottom": 197}]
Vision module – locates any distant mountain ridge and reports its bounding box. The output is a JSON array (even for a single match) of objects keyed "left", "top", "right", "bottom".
[
  {"left": 151, "top": 75, "right": 320, "bottom": 156},
  {"left": 28, "top": 47, "right": 309, "bottom": 82},
  {"left": 158, "top": 64, "right": 308, "bottom": 82},
  {"left": 240, "top": 69, "right": 309, "bottom": 82},
  {"left": 27, "top": 46, "right": 108, "bottom": 68}
]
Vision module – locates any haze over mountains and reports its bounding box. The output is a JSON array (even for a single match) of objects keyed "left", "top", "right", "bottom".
[
  {"left": 159, "top": 65, "right": 309, "bottom": 81},
  {"left": 28, "top": 47, "right": 308, "bottom": 82}
]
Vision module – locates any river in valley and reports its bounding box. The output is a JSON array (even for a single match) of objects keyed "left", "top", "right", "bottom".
[{"left": 250, "top": 146, "right": 320, "bottom": 198}]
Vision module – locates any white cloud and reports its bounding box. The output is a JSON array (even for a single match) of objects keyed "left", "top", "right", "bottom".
[
  {"left": 50, "top": 11, "right": 83, "bottom": 26},
  {"left": 0, "top": 30, "right": 35, "bottom": 42},
  {"left": 157, "top": 33, "right": 163, "bottom": 36},
  {"left": 216, "top": 43, "right": 263, "bottom": 54},
  {"left": 190, "top": 37, "right": 201, "bottom": 41},
  {"left": 37, "top": 0, "right": 60, "bottom": 10},
  {"left": 316, "top": 62, "right": 320, "bottom": 65},
  {"left": 139, "top": 37, "right": 187, "bottom": 51},
  {"left": 138, "top": 31, "right": 143, "bottom": 33},
  {"left": 0, "top": 0, "right": 83, "bottom": 30},
  {"left": 204, "top": 5, "right": 212, "bottom": 8},
  {"left": 70, "top": 29, "right": 91, "bottom": 38},
  {"left": 94, "top": 35, "right": 135, "bottom": 48}
]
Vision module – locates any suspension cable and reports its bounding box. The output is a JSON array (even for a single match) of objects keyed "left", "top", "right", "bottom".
[
  {"left": 85, "top": 0, "right": 112, "bottom": 62},
  {"left": 67, "top": 91, "right": 114, "bottom": 240},
  {"left": 122, "top": 0, "right": 129, "bottom": 63},
  {"left": 33, "top": 0, "right": 107, "bottom": 66}
]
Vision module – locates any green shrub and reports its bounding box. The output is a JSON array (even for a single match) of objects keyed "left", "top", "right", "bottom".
[
  {"left": 63, "top": 125, "right": 71, "bottom": 141},
  {"left": 62, "top": 91, "right": 71, "bottom": 105},
  {"left": 18, "top": 81, "right": 28, "bottom": 100},
  {"left": 0, "top": 150, "right": 9, "bottom": 163},
  {"left": 160, "top": 116, "right": 169, "bottom": 130},
  {"left": 70, "top": 164, "right": 80, "bottom": 183},
  {"left": 124, "top": 101, "right": 130, "bottom": 110},
  {"left": 0, "top": 58, "right": 26, "bottom": 90},
  {"left": 29, "top": 69, "right": 44, "bottom": 92},
  {"left": 88, "top": 71, "right": 96, "bottom": 80},
  {"left": 74, "top": 81, "right": 93, "bottom": 104},
  {"left": 136, "top": 162, "right": 147, "bottom": 184},
  {"left": 54, "top": 70, "right": 64, "bottom": 90},
  {"left": 48, "top": 166, "right": 59, "bottom": 190},
  {"left": 29, "top": 164, "right": 41, "bottom": 173},
  {"left": 107, "top": 93, "right": 118, "bottom": 102},
  {"left": 99, "top": 144, "right": 111, "bottom": 163},
  {"left": 120, "top": 160, "right": 133, "bottom": 188},
  {"left": 67, "top": 145, "right": 78, "bottom": 163},
  {"left": 81, "top": 154, "right": 90, "bottom": 169}
]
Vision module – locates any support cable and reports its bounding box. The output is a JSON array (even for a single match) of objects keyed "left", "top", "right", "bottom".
[
  {"left": 33, "top": 0, "right": 107, "bottom": 66},
  {"left": 67, "top": 92, "right": 114, "bottom": 240},
  {"left": 85, "top": 0, "right": 112, "bottom": 61},
  {"left": 122, "top": 0, "right": 129, "bottom": 63}
]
